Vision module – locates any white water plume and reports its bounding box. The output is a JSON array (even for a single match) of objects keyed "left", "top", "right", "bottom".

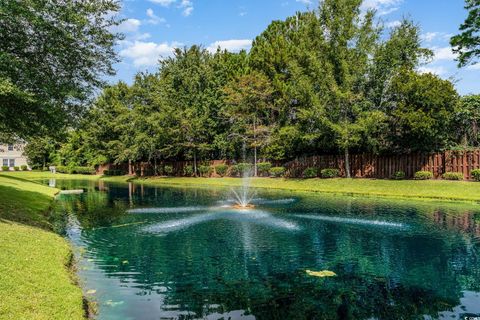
[
  {"left": 127, "top": 206, "right": 207, "bottom": 214},
  {"left": 294, "top": 214, "right": 407, "bottom": 229}
]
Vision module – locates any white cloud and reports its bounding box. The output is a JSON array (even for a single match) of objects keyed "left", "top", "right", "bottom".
[
  {"left": 180, "top": 0, "right": 193, "bottom": 16},
  {"left": 149, "top": 0, "right": 176, "bottom": 6},
  {"left": 120, "top": 41, "right": 182, "bottom": 67},
  {"left": 362, "top": 0, "right": 402, "bottom": 15},
  {"left": 296, "top": 0, "right": 312, "bottom": 4},
  {"left": 467, "top": 64, "right": 480, "bottom": 70},
  {"left": 150, "top": 0, "right": 193, "bottom": 16},
  {"left": 385, "top": 20, "right": 401, "bottom": 28},
  {"left": 431, "top": 46, "right": 457, "bottom": 62},
  {"left": 421, "top": 32, "right": 453, "bottom": 43},
  {"left": 116, "top": 18, "right": 141, "bottom": 33},
  {"left": 146, "top": 8, "right": 166, "bottom": 24},
  {"left": 207, "top": 39, "right": 252, "bottom": 53},
  {"left": 418, "top": 66, "right": 447, "bottom": 76}
]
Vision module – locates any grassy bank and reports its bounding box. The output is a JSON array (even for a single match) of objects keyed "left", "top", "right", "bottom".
[
  {"left": 132, "top": 177, "right": 480, "bottom": 203},
  {"left": 0, "top": 171, "right": 100, "bottom": 182},
  {"left": 0, "top": 175, "right": 85, "bottom": 320}
]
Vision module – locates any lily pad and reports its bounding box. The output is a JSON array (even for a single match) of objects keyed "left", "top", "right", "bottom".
[{"left": 306, "top": 270, "right": 337, "bottom": 278}]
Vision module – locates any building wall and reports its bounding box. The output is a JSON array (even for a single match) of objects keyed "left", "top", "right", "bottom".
[{"left": 0, "top": 143, "right": 29, "bottom": 170}]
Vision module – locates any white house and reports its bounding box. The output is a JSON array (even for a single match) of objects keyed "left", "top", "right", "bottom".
[{"left": 0, "top": 143, "right": 29, "bottom": 170}]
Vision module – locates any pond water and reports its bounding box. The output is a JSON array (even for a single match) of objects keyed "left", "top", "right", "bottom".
[{"left": 45, "top": 179, "right": 480, "bottom": 320}]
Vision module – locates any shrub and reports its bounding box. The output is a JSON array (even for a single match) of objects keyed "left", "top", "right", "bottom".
[
  {"left": 230, "top": 163, "right": 253, "bottom": 177},
  {"left": 303, "top": 167, "right": 318, "bottom": 179},
  {"left": 257, "top": 162, "right": 272, "bottom": 176},
  {"left": 13, "top": 166, "right": 19, "bottom": 171},
  {"left": 472, "top": 169, "right": 480, "bottom": 181},
  {"left": 198, "top": 165, "right": 213, "bottom": 177},
  {"left": 21, "top": 165, "right": 28, "bottom": 171},
  {"left": 269, "top": 167, "right": 286, "bottom": 178},
  {"left": 392, "top": 171, "right": 406, "bottom": 180},
  {"left": 103, "top": 169, "right": 125, "bottom": 176},
  {"left": 164, "top": 165, "right": 173, "bottom": 176},
  {"left": 321, "top": 168, "right": 339, "bottom": 178},
  {"left": 215, "top": 164, "right": 228, "bottom": 177},
  {"left": 442, "top": 172, "right": 464, "bottom": 180},
  {"left": 2, "top": 165, "right": 9, "bottom": 171},
  {"left": 184, "top": 165, "right": 194, "bottom": 177},
  {"left": 57, "top": 166, "right": 95, "bottom": 175},
  {"left": 414, "top": 171, "right": 433, "bottom": 180}
]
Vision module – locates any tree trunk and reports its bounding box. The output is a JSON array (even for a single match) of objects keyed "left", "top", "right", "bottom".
[
  {"left": 128, "top": 160, "right": 133, "bottom": 176},
  {"left": 154, "top": 157, "right": 157, "bottom": 176},
  {"left": 193, "top": 150, "right": 197, "bottom": 177},
  {"left": 344, "top": 148, "right": 351, "bottom": 178},
  {"left": 254, "top": 145, "right": 258, "bottom": 177}
]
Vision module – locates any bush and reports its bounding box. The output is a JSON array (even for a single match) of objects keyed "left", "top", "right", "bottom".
[
  {"left": 472, "top": 169, "right": 480, "bottom": 181},
  {"left": 321, "top": 168, "right": 339, "bottom": 178},
  {"left": 303, "top": 167, "right": 318, "bottom": 179},
  {"left": 230, "top": 163, "right": 253, "bottom": 177},
  {"left": 414, "top": 171, "right": 433, "bottom": 180},
  {"left": 21, "top": 165, "right": 28, "bottom": 171},
  {"left": 13, "top": 166, "right": 20, "bottom": 171},
  {"left": 392, "top": 171, "right": 406, "bottom": 180},
  {"left": 269, "top": 167, "right": 286, "bottom": 178},
  {"left": 2, "top": 166, "right": 9, "bottom": 171},
  {"left": 57, "top": 166, "right": 95, "bottom": 175},
  {"left": 257, "top": 162, "right": 272, "bottom": 176},
  {"left": 198, "top": 165, "right": 213, "bottom": 177},
  {"left": 442, "top": 172, "right": 464, "bottom": 180},
  {"left": 164, "top": 165, "right": 173, "bottom": 176},
  {"left": 215, "top": 164, "right": 228, "bottom": 177},
  {"left": 183, "top": 165, "right": 194, "bottom": 177},
  {"left": 103, "top": 169, "right": 125, "bottom": 176}
]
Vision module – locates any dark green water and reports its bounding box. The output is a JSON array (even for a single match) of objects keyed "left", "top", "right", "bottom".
[{"left": 46, "top": 179, "right": 480, "bottom": 320}]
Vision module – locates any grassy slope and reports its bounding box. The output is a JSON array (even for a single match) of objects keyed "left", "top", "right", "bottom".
[
  {"left": 133, "top": 177, "right": 480, "bottom": 203},
  {"left": 0, "top": 175, "right": 84, "bottom": 320}
]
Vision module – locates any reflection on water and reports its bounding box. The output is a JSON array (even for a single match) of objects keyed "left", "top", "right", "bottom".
[{"left": 46, "top": 179, "right": 480, "bottom": 320}]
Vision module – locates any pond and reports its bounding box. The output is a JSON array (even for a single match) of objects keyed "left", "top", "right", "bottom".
[{"left": 45, "top": 179, "right": 480, "bottom": 320}]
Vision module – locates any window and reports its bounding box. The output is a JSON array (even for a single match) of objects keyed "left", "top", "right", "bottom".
[
  {"left": 2, "top": 159, "right": 8, "bottom": 167},
  {"left": 7, "top": 144, "right": 13, "bottom": 151},
  {"left": 9, "top": 159, "right": 15, "bottom": 167}
]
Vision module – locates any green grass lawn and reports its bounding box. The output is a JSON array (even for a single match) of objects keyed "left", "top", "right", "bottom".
[
  {"left": 0, "top": 174, "right": 85, "bottom": 320},
  {"left": 0, "top": 170, "right": 100, "bottom": 181},
  {"left": 133, "top": 177, "right": 480, "bottom": 203}
]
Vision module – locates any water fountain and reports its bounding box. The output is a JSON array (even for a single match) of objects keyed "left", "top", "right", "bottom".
[{"left": 230, "top": 166, "right": 256, "bottom": 209}]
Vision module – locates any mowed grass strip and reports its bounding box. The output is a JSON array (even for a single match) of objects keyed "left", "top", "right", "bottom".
[
  {"left": 0, "top": 175, "right": 85, "bottom": 320},
  {"left": 133, "top": 177, "right": 480, "bottom": 202}
]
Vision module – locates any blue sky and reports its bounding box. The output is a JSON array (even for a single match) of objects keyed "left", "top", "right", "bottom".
[{"left": 112, "top": 0, "right": 479, "bottom": 95}]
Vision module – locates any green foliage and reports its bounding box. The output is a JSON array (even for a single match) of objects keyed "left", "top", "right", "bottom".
[
  {"left": 198, "top": 165, "right": 213, "bottom": 177},
  {"left": 56, "top": 166, "right": 95, "bottom": 175},
  {"left": 442, "top": 172, "right": 464, "bottom": 180},
  {"left": 230, "top": 163, "right": 253, "bottom": 177},
  {"left": 13, "top": 166, "right": 19, "bottom": 171},
  {"left": 303, "top": 167, "right": 319, "bottom": 179},
  {"left": 164, "top": 165, "right": 174, "bottom": 176},
  {"left": 471, "top": 169, "right": 480, "bottom": 181},
  {"left": 414, "top": 171, "right": 434, "bottom": 180},
  {"left": 215, "top": 164, "right": 228, "bottom": 177},
  {"left": 103, "top": 170, "right": 124, "bottom": 176},
  {"left": 257, "top": 162, "right": 272, "bottom": 176},
  {"left": 0, "top": 0, "right": 122, "bottom": 139},
  {"left": 454, "top": 95, "right": 480, "bottom": 147},
  {"left": 2, "top": 166, "right": 9, "bottom": 171},
  {"left": 392, "top": 171, "right": 406, "bottom": 180},
  {"left": 269, "top": 167, "right": 286, "bottom": 178},
  {"left": 450, "top": 0, "right": 480, "bottom": 67},
  {"left": 183, "top": 165, "right": 194, "bottom": 177},
  {"left": 21, "top": 165, "right": 28, "bottom": 171},
  {"left": 321, "top": 169, "right": 340, "bottom": 179}
]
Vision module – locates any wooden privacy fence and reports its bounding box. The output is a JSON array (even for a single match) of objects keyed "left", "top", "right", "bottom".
[
  {"left": 283, "top": 150, "right": 480, "bottom": 180},
  {"left": 97, "top": 150, "right": 480, "bottom": 180}
]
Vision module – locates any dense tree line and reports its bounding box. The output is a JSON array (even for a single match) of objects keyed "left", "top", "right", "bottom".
[{"left": 25, "top": 0, "right": 479, "bottom": 175}]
